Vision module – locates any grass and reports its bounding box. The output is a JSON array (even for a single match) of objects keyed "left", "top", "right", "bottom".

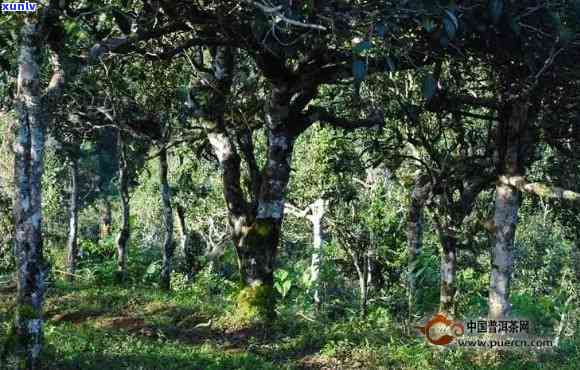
[{"left": 0, "top": 271, "right": 578, "bottom": 369}]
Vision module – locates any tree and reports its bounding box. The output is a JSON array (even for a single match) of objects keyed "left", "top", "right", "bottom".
[
  {"left": 12, "top": 2, "right": 65, "bottom": 366},
  {"left": 158, "top": 143, "right": 174, "bottom": 290}
]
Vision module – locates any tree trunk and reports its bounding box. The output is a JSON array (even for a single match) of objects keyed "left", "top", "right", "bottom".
[
  {"left": 573, "top": 238, "right": 580, "bottom": 285},
  {"left": 176, "top": 204, "right": 199, "bottom": 281},
  {"left": 12, "top": 20, "right": 47, "bottom": 369},
  {"left": 438, "top": 230, "right": 457, "bottom": 316},
  {"left": 159, "top": 148, "right": 174, "bottom": 290},
  {"left": 407, "top": 177, "right": 428, "bottom": 312},
  {"left": 206, "top": 75, "right": 296, "bottom": 320},
  {"left": 234, "top": 91, "right": 296, "bottom": 318},
  {"left": 350, "top": 250, "right": 369, "bottom": 316},
  {"left": 115, "top": 136, "right": 130, "bottom": 283},
  {"left": 309, "top": 199, "right": 326, "bottom": 307},
  {"left": 488, "top": 101, "right": 529, "bottom": 319},
  {"left": 223, "top": 129, "right": 294, "bottom": 320},
  {"left": 489, "top": 182, "right": 519, "bottom": 319},
  {"left": 99, "top": 197, "right": 112, "bottom": 240},
  {"left": 66, "top": 157, "right": 79, "bottom": 282}
]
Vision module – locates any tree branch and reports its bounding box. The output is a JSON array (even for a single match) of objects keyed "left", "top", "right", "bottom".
[
  {"left": 142, "top": 38, "right": 241, "bottom": 61},
  {"left": 245, "top": 0, "right": 327, "bottom": 31},
  {"left": 87, "top": 22, "right": 189, "bottom": 63},
  {"left": 499, "top": 176, "right": 580, "bottom": 202},
  {"left": 304, "top": 106, "right": 384, "bottom": 130}
]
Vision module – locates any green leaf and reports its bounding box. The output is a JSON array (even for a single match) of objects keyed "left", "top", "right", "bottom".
[
  {"left": 282, "top": 280, "right": 292, "bottom": 294},
  {"left": 275, "top": 269, "right": 289, "bottom": 280},
  {"left": 414, "top": 266, "right": 426, "bottom": 278},
  {"left": 489, "top": 0, "right": 504, "bottom": 25},
  {"left": 422, "top": 74, "right": 437, "bottom": 101}
]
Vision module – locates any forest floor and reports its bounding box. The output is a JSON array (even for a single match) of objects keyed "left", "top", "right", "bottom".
[{"left": 0, "top": 276, "right": 578, "bottom": 369}]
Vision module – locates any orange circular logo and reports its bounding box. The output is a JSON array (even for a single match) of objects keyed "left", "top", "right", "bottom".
[{"left": 416, "top": 313, "right": 464, "bottom": 346}]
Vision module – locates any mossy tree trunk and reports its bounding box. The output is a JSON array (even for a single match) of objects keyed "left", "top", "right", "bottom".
[
  {"left": 159, "top": 148, "right": 174, "bottom": 290},
  {"left": 200, "top": 46, "right": 384, "bottom": 321},
  {"left": 202, "top": 48, "right": 305, "bottom": 321},
  {"left": 66, "top": 156, "right": 79, "bottom": 282}
]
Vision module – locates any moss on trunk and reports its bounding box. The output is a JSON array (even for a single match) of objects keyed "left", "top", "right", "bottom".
[{"left": 236, "top": 284, "right": 276, "bottom": 322}]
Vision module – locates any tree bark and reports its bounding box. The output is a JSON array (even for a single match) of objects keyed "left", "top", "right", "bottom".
[
  {"left": 349, "top": 249, "right": 369, "bottom": 316},
  {"left": 488, "top": 100, "right": 529, "bottom": 319},
  {"left": 99, "top": 197, "right": 112, "bottom": 240},
  {"left": 407, "top": 176, "right": 429, "bottom": 312},
  {"left": 573, "top": 238, "right": 580, "bottom": 286},
  {"left": 66, "top": 157, "right": 79, "bottom": 282},
  {"left": 159, "top": 148, "right": 174, "bottom": 290},
  {"left": 438, "top": 230, "right": 457, "bottom": 316},
  {"left": 231, "top": 84, "right": 296, "bottom": 320},
  {"left": 309, "top": 199, "right": 326, "bottom": 307},
  {"left": 12, "top": 19, "right": 49, "bottom": 369},
  {"left": 115, "top": 136, "right": 130, "bottom": 283},
  {"left": 176, "top": 204, "right": 201, "bottom": 281},
  {"left": 489, "top": 182, "right": 519, "bottom": 319},
  {"left": 203, "top": 48, "right": 299, "bottom": 321}
]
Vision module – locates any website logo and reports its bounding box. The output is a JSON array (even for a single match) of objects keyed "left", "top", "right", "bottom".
[
  {"left": 416, "top": 314, "right": 555, "bottom": 350},
  {"left": 416, "top": 313, "right": 465, "bottom": 346},
  {"left": 1, "top": 2, "right": 38, "bottom": 13}
]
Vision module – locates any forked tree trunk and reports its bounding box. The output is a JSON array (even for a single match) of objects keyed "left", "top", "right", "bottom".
[
  {"left": 159, "top": 148, "right": 174, "bottom": 290},
  {"left": 211, "top": 119, "right": 295, "bottom": 320},
  {"left": 115, "top": 136, "right": 130, "bottom": 283},
  {"left": 12, "top": 20, "right": 49, "bottom": 369},
  {"left": 438, "top": 230, "right": 457, "bottom": 316},
  {"left": 204, "top": 46, "right": 297, "bottom": 320},
  {"left": 66, "top": 157, "right": 80, "bottom": 282},
  {"left": 232, "top": 89, "right": 296, "bottom": 319}
]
